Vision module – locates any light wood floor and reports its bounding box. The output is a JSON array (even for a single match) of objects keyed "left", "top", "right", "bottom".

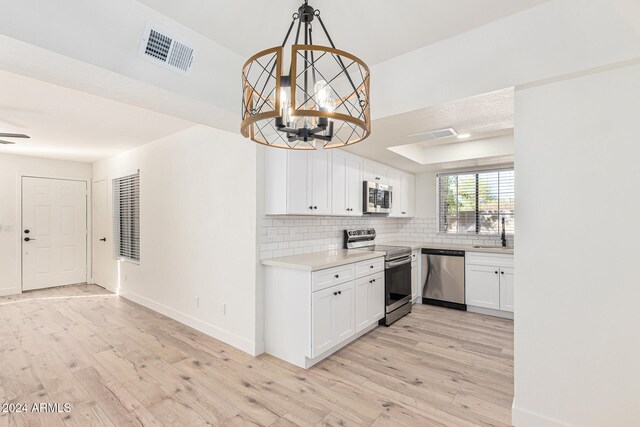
[{"left": 0, "top": 284, "right": 513, "bottom": 426}]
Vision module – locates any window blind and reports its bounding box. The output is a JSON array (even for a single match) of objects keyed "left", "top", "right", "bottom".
[
  {"left": 438, "top": 169, "right": 514, "bottom": 235},
  {"left": 113, "top": 173, "right": 140, "bottom": 261}
]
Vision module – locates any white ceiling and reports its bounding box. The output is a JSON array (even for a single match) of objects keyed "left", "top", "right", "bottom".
[
  {"left": 344, "top": 88, "right": 514, "bottom": 172},
  {"left": 137, "top": 0, "right": 549, "bottom": 65},
  {"left": 0, "top": 71, "right": 195, "bottom": 162}
]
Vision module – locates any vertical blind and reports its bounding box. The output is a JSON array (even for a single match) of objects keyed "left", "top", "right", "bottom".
[
  {"left": 113, "top": 173, "right": 140, "bottom": 261},
  {"left": 438, "top": 169, "right": 514, "bottom": 235}
]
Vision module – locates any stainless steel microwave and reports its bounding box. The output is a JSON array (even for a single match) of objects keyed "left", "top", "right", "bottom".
[{"left": 363, "top": 181, "right": 392, "bottom": 214}]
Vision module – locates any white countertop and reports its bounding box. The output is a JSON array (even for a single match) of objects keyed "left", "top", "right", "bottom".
[
  {"left": 261, "top": 249, "right": 386, "bottom": 272},
  {"left": 385, "top": 241, "right": 514, "bottom": 255}
]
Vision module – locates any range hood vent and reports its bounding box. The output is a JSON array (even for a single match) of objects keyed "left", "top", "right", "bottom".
[
  {"left": 139, "top": 24, "right": 197, "bottom": 75},
  {"left": 408, "top": 127, "right": 458, "bottom": 140}
]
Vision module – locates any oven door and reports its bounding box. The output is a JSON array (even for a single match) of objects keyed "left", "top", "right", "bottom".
[{"left": 384, "top": 256, "right": 412, "bottom": 312}]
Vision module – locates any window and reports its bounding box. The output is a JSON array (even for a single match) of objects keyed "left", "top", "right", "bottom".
[
  {"left": 438, "top": 169, "right": 514, "bottom": 235},
  {"left": 113, "top": 172, "right": 140, "bottom": 261}
]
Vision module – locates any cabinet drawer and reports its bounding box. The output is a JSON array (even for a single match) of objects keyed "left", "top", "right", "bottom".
[
  {"left": 355, "top": 257, "right": 384, "bottom": 278},
  {"left": 312, "top": 264, "right": 355, "bottom": 292}
]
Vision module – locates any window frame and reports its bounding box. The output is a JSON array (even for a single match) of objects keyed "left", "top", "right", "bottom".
[
  {"left": 112, "top": 171, "right": 140, "bottom": 264},
  {"left": 436, "top": 167, "right": 514, "bottom": 236}
]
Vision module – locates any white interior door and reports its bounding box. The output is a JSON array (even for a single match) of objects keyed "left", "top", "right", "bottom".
[
  {"left": 92, "top": 180, "right": 108, "bottom": 289},
  {"left": 22, "top": 177, "right": 87, "bottom": 291}
]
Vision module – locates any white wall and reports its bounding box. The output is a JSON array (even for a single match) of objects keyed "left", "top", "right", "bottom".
[
  {"left": 92, "top": 125, "right": 259, "bottom": 355},
  {"left": 372, "top": 0, "right": 640, "bottom": 119},
  {"left": 0, "top": 153, "right": 92, "bottom": 296},
  {"left": 513, "top": 64, "right": 640, "bottom": 426}
]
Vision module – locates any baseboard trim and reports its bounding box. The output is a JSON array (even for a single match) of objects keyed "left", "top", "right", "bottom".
[
  {"left": 0, "top": 286, "right": 21, "bottom": 297},
  {"left": 512, "top": 405, "right": 573, "bottom": 427},
  {"left": 119, "top": 290, "right": 258, "bottom": 356},
  {"left": 467, "top": 305, "right": 514, "bottom": 319}
]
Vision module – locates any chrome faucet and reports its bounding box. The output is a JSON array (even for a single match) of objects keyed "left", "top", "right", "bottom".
[{"left": 501, "top": 217, "right": 507, "bottom": 247}]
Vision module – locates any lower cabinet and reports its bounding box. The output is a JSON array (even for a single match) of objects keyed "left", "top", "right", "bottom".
[
  {"left": 265, "top": 256, "right": 385, "bottom": 368},
  {"left": 312, "top": 281, "right": 355, "bottom": 356},
  {"left": 465, "top": 252, "right": 514, "bottom": 315},
  {"left": 411, "top": 249, "right": 420, "bottom": 303},
  {"left": 355, "top": 272, "right": 384, "bottom": 332}
]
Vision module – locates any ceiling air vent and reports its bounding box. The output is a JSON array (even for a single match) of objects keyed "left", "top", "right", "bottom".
[
  {"left": 139, "top": 24, "right": 197, "bottom": 75},
  {"left": 408, "top": 127, "right": 458, "bottom": 140}
]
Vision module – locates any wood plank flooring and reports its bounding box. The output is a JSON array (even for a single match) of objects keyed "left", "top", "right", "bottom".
[{"left": 0, "top": 284, "right": 513, "bottom": 426}]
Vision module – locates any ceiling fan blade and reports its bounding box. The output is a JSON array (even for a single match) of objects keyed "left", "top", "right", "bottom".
[
  {"left": 0, "top": 133, "right": 30, "bottom": 138},
  {"left": 0, "top": 139, "right": 16, "bottom": 144}
]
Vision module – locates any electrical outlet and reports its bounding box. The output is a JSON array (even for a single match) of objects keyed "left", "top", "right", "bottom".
[{"left": 221, "top": 303, "right": 227, "bottom": 315}]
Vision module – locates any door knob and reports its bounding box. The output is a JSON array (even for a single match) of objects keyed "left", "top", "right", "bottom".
[
  {"left": 100, "top": 238, "right": 106, "bottom": 242},
  {"left": 24, "top": 237, "right": 35, "bottom": 242}
]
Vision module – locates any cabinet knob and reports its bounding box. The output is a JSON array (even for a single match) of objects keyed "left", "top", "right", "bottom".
[
  {"left": 501, "top": 271, "right": 504, "bottom": 275},
  {"left": 370, "top": 265, "right": 374, "bottom": 268},
  {"left": 495, "top": 271, "right": 498, "bottom": 274},
  {"left": 338, "top": 291, "right": 342, "bottom": 295},
  {"left": 369, "top": 280, "right": 373, "bottom": 283},
  {"left": 335, "top": 274, "right": 339, "bottom": 279},
  {"left": 313, "top": 206, "right": 318, "bottom": 210},
  {"left": 333, "top": 291, "right": 338, "bottom": 296},
  {"left": 402, "top": 212, "right": 406, "bottom": 215},
  {"left": 372, "top": 279, "right": 375, "bottom": 282},
  {"left": 309, "top": 206, "right": 313, "bottom": 210}
]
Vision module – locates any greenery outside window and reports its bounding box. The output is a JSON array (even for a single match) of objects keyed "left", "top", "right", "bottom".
[{"left": 438, "top": 169, "right": 514, "bottom": 235}]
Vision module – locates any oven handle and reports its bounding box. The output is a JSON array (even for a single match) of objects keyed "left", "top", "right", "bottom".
[{"left": 385, "top": 255, "right": 411, "bottom": 268}]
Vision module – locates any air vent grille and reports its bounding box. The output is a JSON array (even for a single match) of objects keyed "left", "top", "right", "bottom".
[
  {"left": 145, "top": 29, "right": 172, "bottom": 61},
  {"left": 139, "top": 24, "right": 197, "bottom": 75},
  {"left": 408, "top": 127, "right": 458, "bottom": 140}
]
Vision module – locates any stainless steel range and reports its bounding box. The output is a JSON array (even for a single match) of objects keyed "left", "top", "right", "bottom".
[{"left": 344, "top": 229, "right": 412, "bottom": 326}]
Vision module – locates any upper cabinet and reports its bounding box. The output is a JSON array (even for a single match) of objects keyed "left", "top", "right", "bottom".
[
  {"left": 389, "top": 169, "right": 415, "bottom": 218},
  {"left": 332, "top": 150, "right": 363, "bottom": 216},
  {"left": 265, "top": 149, "right": 414, "bottom": 217},
  {"left": 363, "top": 159, "right": 389, "bottom": 185},
  {"left": 265, "top": 149, "right": 331, "bottom": 215}
]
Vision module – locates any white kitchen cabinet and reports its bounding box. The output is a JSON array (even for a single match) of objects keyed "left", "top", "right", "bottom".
[
  {"left": 465, "top": 252, "right": 514, "bottom": 316},
  {"left": 311, "top": 280, "right": 355, "bottom": 357},
  {"left": 411, "top": 249, "right": 420, "bottom": 303},
  {"left": 332, "top": 149, "right": 363, "bottom": 216},
  {"left": 265, "top": 149, "right": 332, "bottom": 215},
  {"left": 363, "top": 159, "right": 389, "bottom": 184},
  {"left": 355, "top": 272, "right": 384, "bottom": 332},
  {"left": 466, "top": 264, "right": 501, "bottom": 309},
  {"left": 401, "top": 172, "right": 415, "bottom": 217},
  {"left": 389, "top": 169, "right": 415, "bottom": 218},
  {"left": 499, "top": 266, "right": 514, "bottom": 312},
  {"left": 265, "top": 256, "right": 385, "bottom": 368}
]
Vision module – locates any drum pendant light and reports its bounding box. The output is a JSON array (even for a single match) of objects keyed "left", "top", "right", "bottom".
[{"left": 241, "top": 1, "right": 371, "bottom": 149}]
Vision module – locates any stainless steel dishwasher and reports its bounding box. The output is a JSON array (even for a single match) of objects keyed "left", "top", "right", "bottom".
[{"left": 421, "top": 248, "right": 466, "bottom": 310}]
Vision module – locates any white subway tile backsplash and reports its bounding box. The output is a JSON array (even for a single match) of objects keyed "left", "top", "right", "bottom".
[{"left": 258, "top": 214, "right": 514, "bottom": 259}]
